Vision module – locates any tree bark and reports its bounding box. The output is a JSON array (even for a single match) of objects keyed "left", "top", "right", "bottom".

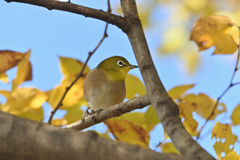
[
  {"left": 120, "top": 0, "right": 215, "bottom": 160},
  {"left": 0, "top": 111, "right": 195, "bottom": 160}
]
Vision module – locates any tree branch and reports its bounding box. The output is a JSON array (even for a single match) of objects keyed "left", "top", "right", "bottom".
[
  {"left": 65, "top": 95, "right": 150, "bottom": 130},
  {"left": 0, "top": 111, "right": 196, "bottom": 160},
  {"left": 120, "top": 0, "right": 215, "bottom": 160},
  {"left": 5, "top": 0, "right": 130, "bottom": 32}
]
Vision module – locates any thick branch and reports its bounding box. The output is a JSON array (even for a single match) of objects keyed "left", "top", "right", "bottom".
[
  {"left": 120, "top": 0, "right": 215, "bottom": 160},
  {"left": 0, "top": 111, "right": 195, "bottom": 160},
  {"left": 65, "top": 95, "right": 150, "bottom": 130},
  {"left": 5, "top": 0, "right": 130, "bottom": 32}
]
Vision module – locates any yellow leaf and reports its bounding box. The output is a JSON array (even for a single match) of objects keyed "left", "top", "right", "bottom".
[
  {"left": 168, "top": 84, "right": 195, "bottom": 100},
  {"left": 178, "top": 102, "right": 197, "bottom": 119},
  {"left": 160, "top": 25, "right": 188, "bottom": 54},
  {"left": 0, "top": 87, "right": 47, "bottom": 115},
  {"left": 183, "top": 93, "right": 226, "bottom": 120},
  {"left": 105, "top": 119, "right": 149, "bottom": 147},
  {"left": 178, "top": 102, "right": 198, "bottom": 135},
  {"left": 181, "top": 50, "right": 200, "bottom": 74},
  {"left": 0, "top": 90, "right": 10, "bottom": 98},
  {"left": 184, "top": 0, "right": 208, "bottom": 11},
  {"left": 111, "top": 112, "right": 146, "bottom": 125},
  {"left": 98, "top": 132, "right": 111, "bottom": 140},
  {"left": 0, "top": 50, "right": 24, "bottom": 74},
  {"left": 64, "top": 104, "right": 84, "bottom": 124},
  {"left": 30, "top": 90, "right": 48, "bottom": 109},
  {"left": 138, "top": 5, "right": 151, "bottom": 28},
  {"left": 231, "top": 103, "right": 240, "bottom": 125},
  {"left": 223, "top": 151, "right": 238, "bottom": 160},
  {"left": 51, "top": 118, "right": 68, "bottom": 127},
  {"left": 145, "top": 105, "right": 159, "bottom": 127},
  {"left": 183, "top": 118, "right": 198, "bottom": 135},
  {"left": 213, "top": 34, "right": 238, "bottom": 54},
  {"left": 115, "top": 5, "right": 150, "bottom": 28},
  {"left": 59, "top": 56, "right": 90, "bottom": 77},
  {"left": 0, "top": 73, "right": 9, "bottom": 83},
  {"left": 46, "top": 75, "right": 85, "bottom": 109},
  {"left": 111, "top": 109, "right": 158, "bottom": 133},
  {"left": 17, "top": 107, "right": 44, "bottom": 122},
  {"left": 161, "top": 142, "right": 180, "bottom": 155},
  {"left": 12, "top": 49, "right": 32, "bottom": 89},
  {"left": 190, "top": 15, "right": 238, "bottom": 54},
  {"left": 212, "top": 122, "right": 237, "bottom": 159},
  {"left": 125, "top": 74, "right": 146, "bottom": 99}
]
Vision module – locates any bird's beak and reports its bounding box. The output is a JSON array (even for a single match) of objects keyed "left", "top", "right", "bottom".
[{"left": 128, "top": 65, "right": 138, "bottom": 69}]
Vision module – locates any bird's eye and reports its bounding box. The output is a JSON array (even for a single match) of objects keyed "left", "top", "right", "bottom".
[{"left": 117, "top": 60, "right": 124, "bottom": 67}]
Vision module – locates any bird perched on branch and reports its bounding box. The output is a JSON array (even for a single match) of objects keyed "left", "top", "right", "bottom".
[{"left": 83, "top": 56, "right": 138, "bottom": 115}]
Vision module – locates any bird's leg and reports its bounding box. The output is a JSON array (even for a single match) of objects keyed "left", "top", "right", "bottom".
[{"left": 81, "top": 106, "right": 91, "bottom": 122}]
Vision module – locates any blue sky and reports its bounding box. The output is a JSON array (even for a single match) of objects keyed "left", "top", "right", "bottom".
[{"left": 1, "top": 0, "right": 240, "bottom": 158}]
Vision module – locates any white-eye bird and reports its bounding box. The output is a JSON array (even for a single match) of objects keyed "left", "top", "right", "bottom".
[{"left": 84, "top": 56, "right": 138, "bottom": 111}]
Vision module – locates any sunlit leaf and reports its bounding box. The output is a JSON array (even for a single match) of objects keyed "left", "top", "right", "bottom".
[
  {"left": 115, "top": 4, "right": 151, "bottom": 28},
  {"left": 64, "top": 103, "right": 84, "bottom": 124},
  {"left": 145, "top": 105, "right": 159, "bottom": 129},
  {"left": 98, "top": 132, "right": 111, "bottom": 140},
  {"left": 105, "top": 119, "right": 149, "bottom": 147},
  {"left": 51, "top": 118, "right": 68, "bottom": 127},
  {"left": 183, "top": 118, "right": 198, "bottom": 135},
  {"left": 184, "top": 0, "right": 208, "bottom": 11},
  {"left": 111, "top": 112, "right": 146, "bottom": 126},
  {"left": 231, "top": 103, "right": 240, "bottom": 125},
  {"left": 0, "top": 87, "right": 47, "bottom": 115},
  {"left": 181, "top": 50, "right": 200, "bottom": 74},
  {"left": 183, "top": 93, "right": 226, "bottom": 120},
  {"left": 178, "top": 102, "right": 197, "bottom": 119},
  {"left": 178, "top": 102, "right": 198, "bottom": 135},
  {"left": 168, "top": 84, "right": 195, "bottom": 100},
  {"left": 213, "top": 34, "right": 238, "bottom": 54},
  {"left": 12, "top": 49, "right": 32, "bottom": 89},
  {"left": 17, "top": 107, "right": 44, "bottom": 122},
  {"left": 0, "top": 90, "right": 10, "bottom": 98},
  {"left": 161, "top": 142, "right": 180, "bottom": 155},
  {"left": 46, "top": 75, "right": 85, "bottom": 109},
  {"left": 59, "top": 56, "right": 90, "bottom": 77},
  {"left": 160, "top": 25, "right": 188, "bottom": 54},
  {"left": 0, "top": 73, "right": 9, "bottom": 83},
  {"left": 212, "top": 122, "right": 237, "bottom": 159},
  {"left": 125, "top": 74, "right": 146, "bottom": 99},
  {"left": 0, "top": 50, "right": 24, "bottom": 74},
  {"left": 223, "top": 151, "right": 239, "bottom": 160},
  {"left": 111, "top": 108, "right": 159, "bottom": 133},
  {"left": 190, "top": 15, "right": 238, "bottom": 54}
]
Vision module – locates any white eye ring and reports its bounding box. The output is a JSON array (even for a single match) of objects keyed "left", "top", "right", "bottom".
[{"left": 117, "top": 60, "right": 124, "bottom": 67}]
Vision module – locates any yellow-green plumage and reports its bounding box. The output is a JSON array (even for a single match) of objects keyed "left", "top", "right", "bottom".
[{"left": 84, "top": 56, "right": 138, "bottom": 111}]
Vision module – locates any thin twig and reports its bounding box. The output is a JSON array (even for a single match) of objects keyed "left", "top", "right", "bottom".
[
  {"left": 197, "top": 26, "right": 240, "bottom": 139},
  {"left": 48, "top": 0, "right": 111, "bottom": 124}
]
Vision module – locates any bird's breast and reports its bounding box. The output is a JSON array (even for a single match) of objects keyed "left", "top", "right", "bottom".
[{"left": 84, "top": 68, "right": 126, "bottom": 110}]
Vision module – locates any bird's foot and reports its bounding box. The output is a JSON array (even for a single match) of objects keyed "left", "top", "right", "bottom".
[
  {"left": 81, "top": 106, "right": 91, "bottom": 122},
  {"left": 91, "top": 108, "right": 103, "bottom": 114}
]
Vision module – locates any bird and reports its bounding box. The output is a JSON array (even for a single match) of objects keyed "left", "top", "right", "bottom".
[{"left": 83, "top": 56, "right": 138, "bottom": 114}]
